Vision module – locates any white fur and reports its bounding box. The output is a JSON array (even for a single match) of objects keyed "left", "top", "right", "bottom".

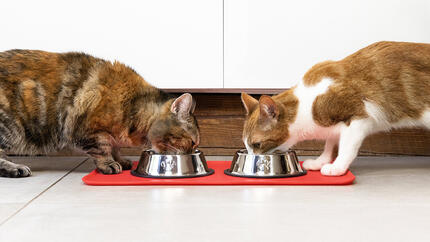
[
  {"left": 273, "top": 78, "right": 430, "bottom": 176},
  {"left": 320, "top": 105, "right": 430, "bottom": 176},
  {"left": 275, "top": 78, "right": 343, "bottom": 153},
  {"left": 421, "top": 111, "right": 430, "bottom": 128},
  {"left": 363, "top": 101, "right": 391, "bottom": 130},
  {"left": 277, "top": 78, "right": 344, "bottom": 173},
  {"left": 321, "top": 117, "right": 374, "bottom": 175},
  {"left": 303, "top": 137, "right": 338, "bottom": 170},
  {"left": 364, "top": 101, "right": 427, "bottom": 131},
  {"left": 243, "top": 136, "right": 254, "bottom": 154}
]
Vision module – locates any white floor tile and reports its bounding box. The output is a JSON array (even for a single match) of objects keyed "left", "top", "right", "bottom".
[
  {"left": 0, "top": 156, "right": 87, "bottom": 223},
  {"left": 1, "top": 156, "right": 430, "bottom": 242},
  {"left": 0, "top": 203, "right": 25, "bottom": 225}
]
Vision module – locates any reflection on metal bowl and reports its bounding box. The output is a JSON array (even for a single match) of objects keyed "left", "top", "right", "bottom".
[
  {"left": 224, "top": 149, "right": 306, "bottom": 178},
  {"left": 131, "top": 149, "right": 214, "bottom": 178}
]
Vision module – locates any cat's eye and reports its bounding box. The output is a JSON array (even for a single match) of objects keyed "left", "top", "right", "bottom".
[{"left": 252, "top": 142, "right": 262, "bottom": 149}]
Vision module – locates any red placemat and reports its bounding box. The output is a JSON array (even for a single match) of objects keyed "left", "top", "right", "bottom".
[{"left": 82, "top": 161, "right": 355, "bottom": 186}]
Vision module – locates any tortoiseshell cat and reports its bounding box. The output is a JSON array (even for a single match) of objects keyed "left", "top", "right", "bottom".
[
  {"left": 0, "top": 50, "right": 199, "bottom": 177},
  {"left": 241, "top": 41, "right": 430, "bottom": 176}
]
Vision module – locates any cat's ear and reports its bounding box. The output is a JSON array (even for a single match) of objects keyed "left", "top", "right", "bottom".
[
  {"left": 190, "top": 96, "right": 196, "bottom": 114},
  {"left": 171, "top": 93, "right": 195, "bottom": 119},
  {"left": 259, "top": 95, "right": 279, "bottom": 121},
  {"left": 241, "top": 93, "right": 258, "bottom": 115}
]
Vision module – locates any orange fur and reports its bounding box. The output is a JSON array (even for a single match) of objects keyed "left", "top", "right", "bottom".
[{"left": 242, "top": 41, "right": 430, "bottom": 154}]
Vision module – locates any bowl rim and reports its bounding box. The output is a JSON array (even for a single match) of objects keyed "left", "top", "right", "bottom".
[
  {"left": 131, "top": 168, "right": 215, "bottom": 179},
  {"left": 224, "top": 169, "right": 307, "bottom": 179},
  {"left": 235, "top": 148, "right": 296, "bottom": 156},
  {"left": 141, "top": 149, "right": 203, "bottom": 157}
]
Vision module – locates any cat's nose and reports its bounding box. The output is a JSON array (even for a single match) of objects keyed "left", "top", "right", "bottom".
[
  {"left": 191, "top": 140, "right": 197, "bottom": 149},
  {"left": 192, "top": 135, "right": 200, "bottom": 149}
]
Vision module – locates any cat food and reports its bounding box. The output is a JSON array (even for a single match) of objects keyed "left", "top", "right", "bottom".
[
  {"left": 224, "top": 149, "right": 306, "bottom": 178},
  {"left": 131, "top": 150, "right": 214, "bottom": 178}
]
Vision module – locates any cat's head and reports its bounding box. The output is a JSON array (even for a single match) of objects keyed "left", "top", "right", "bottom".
[
  {"left": 241, "top": 92, "right": 298, "bottom": 154},
  {"left": 148, "top": 93, "right": 200, "bottom": 154}
]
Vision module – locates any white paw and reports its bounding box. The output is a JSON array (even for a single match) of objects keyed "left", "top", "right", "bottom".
[
  {"left": 320, "top": 164, "right": 347, "bottom": 176},
  {"left": 303, "top": 159, "right": 323, "bottom": 170},
  {"left": 302, "top": 158, "right": 330, "bottom": 171}
]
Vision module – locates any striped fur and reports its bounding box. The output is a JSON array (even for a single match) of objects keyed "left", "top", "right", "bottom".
[{"left": 0, "top": 50, "right": 199, "bottom": 177}]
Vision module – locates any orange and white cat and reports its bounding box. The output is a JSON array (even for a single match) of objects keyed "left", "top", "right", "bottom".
[{"left": 241, "top": 41, "right": 430, "bottom": 176}]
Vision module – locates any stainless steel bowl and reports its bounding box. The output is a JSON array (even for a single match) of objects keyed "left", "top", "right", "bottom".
[
  {"left": 224, "top": 149, "right": 306, "bottom": 178},
  {"left": 131, "top": 149, "right": 214, "bottom": 178}
]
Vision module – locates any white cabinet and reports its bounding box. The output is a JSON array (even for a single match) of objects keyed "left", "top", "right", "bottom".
[
  {"left": 225, "top": 0, "right": 430, "bottom": 88},
  {"left": 2, "top": 1, "right": 430, "bottom": 90},
  {"left": 0, "top": 0, "right": 223, "bottom": 89}
]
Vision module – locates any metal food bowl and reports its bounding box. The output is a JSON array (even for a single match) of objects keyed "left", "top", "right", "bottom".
[
  {"left": 131, "top": 149, "right": 214, "bottom": 178},
  {"left": 224, "top": 149, "right": 307, "bottom": 178}
]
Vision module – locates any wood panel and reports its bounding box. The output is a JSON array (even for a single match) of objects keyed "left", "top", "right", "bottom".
[
  {"left": 163, "top": 88, "right": 286, "bottom": 95},
  {"left": 198, "top": 116, "right": 244, "bottom": 148},
  {"left": 193, "top": 94, "right": 246, "bottom": 116}
]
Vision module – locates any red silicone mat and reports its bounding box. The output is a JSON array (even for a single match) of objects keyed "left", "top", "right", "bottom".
[{"left": 82, "top": 161, "right": 355, "bottom": 186}]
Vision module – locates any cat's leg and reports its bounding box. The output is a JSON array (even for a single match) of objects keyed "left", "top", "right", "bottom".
[
  {"left": 321, "top": 119, "right": 373, "bottom": 176},
  {"left": 111, "top": 146, "right": 133, "bottom": 170},
  {"left": 302, "top": 137, "right": 339, "bottom": 170},
  {"left": 82, "top": 133, "right": 123, "bottom": 174},
  {"left": 0, "top": 149, "right": 31, "bottom": 178}
]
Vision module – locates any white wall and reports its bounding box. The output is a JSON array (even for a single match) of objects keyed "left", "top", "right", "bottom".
[
  {"left": 225, "top": 0, "right": 430, "bottom": 88},
  {"left": 1, "top": 0, "right": 430, "bottom": 89},
  {"left": 0, "top": 0, "right": 223, "bottom": 88}
]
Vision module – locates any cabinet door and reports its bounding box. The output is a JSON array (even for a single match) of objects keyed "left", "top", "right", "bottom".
[
  {"left": 225, "top": 0, "right": 430, "bottom": 88},
  {"left": 1, "top": 0, "right": 223, "bottom": 88}
]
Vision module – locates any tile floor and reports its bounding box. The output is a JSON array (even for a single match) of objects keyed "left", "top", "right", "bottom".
[{"left": 0, "top": 155, "right": 430, "bottom": 242}]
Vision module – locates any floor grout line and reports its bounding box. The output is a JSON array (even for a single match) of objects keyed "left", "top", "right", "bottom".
[{"left": 0, "top": 158, "right": 89, "bottom": 226}]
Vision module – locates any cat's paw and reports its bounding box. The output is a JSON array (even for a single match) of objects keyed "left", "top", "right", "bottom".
[
  {"left": 96, "top": 160, "right": 123, "bottom": 174},
  {"left": 118, "top": 158, "right": 133, "bottom": 170},
  {"left": 0, "top": 163, "right": 32, "bottom": 178},
  {"left": 320, "top": 164, "right": 347, "bottom": 176},
  {"left": 303, "top": 159, "right": 327, "bottom": 170}
]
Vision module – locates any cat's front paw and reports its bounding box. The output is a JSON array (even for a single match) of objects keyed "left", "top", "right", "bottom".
[
  {"left": 115, "top": 158, "right": 133, "bottom": 170},
  {"left": 0, "top": 163, "right": 32, "bottom": 178},
  {"left": 303, "top": 159, "right": 327, "bottom": 170},
  {"left": 96, "top": 160, "right": 123, "bottom": 174},
  {"left": 320, "top": 163, "right": 347, "bottom": 176}
]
